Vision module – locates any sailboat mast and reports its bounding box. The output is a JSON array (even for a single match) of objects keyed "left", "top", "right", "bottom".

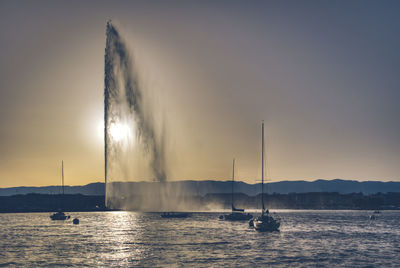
[
  {"left": 62, "top": 160, "right": 64, "bottom": 195},
  {"left": 261, "top": 121, "right": 265, "bottom": 213},
  {"left": 104, "top": 118, "right": 108, "bottom": 208},
  {"left": 232, "top": 158, "right": 235, "bottom": 211}
]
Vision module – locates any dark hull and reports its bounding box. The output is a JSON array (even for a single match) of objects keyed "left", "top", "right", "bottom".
[
  {"left": 253, "top": 215, "right": 280, "bottom": 232},
  {"left": 161, "top": 212, "right": 189, "bottom": 218},
  {"left": 50, "top": 212, "right": 70, "bottom": 221},
  {"left": 224, "top": 213, "right": 253, "bottom": 221}
]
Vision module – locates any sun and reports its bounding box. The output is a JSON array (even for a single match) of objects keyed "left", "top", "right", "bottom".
[{"left": 109, "top": 122, "right": 130, "bottom": 142}]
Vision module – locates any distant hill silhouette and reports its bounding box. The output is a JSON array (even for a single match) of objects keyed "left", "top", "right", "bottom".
[
  {"left": 0, "top": 183, "right": 105, "bottom": 196},
  {"left": 1, "top": 179, "right": 400, "bottom": 196}
]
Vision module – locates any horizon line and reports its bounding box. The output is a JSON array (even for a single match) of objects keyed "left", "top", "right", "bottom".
[{"left": 2, "top": 178, "right": 400, "bottom": 189}]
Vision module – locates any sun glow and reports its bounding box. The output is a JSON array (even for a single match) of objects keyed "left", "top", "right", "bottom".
[{"left": 109, "top": 122, "right": 131, "bottom": 142}]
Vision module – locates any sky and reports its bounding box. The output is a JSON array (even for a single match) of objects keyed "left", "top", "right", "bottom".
[{"left": 0, "top": 1, "right": 399, "bottom": 187}]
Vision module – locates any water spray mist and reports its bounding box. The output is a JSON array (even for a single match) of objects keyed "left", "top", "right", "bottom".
[{"left": 104, "top": 21, "right": 167, "bottom": 208}]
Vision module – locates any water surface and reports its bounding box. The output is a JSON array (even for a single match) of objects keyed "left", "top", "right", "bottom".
[{"left": 1, "top": 210, "right": 399, "bottom": 267}]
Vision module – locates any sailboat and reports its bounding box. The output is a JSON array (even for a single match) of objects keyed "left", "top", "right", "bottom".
[
  {"left": 221, "top": 159, "right": 253, "bottom": 221},
  {"left": 251, "top": 121, "right": 280, "bottom": 232},
  {"left": 50, "top": 161, "right": 70, "bottom": 221}
]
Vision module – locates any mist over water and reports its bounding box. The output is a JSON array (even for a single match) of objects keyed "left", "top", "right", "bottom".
[{"left": 104, "top": 21, "right": 169, "bottom": 210}]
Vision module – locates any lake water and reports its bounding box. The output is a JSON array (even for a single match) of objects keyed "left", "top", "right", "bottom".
[{"left": 1, "top": 210, "right": 399, "bottom": 267}]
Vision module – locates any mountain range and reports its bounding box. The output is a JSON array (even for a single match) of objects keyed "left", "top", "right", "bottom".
[{"left": 1, "top": 179, "right": 400, "bottom": 196}]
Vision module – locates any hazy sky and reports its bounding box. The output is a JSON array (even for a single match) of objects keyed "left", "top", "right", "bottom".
[{"left": 1, "top": 1, "right": 399, "bottom": 187}]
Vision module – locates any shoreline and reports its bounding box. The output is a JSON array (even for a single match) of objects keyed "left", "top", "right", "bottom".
[{"left": 1, "top": 192, "right": 400, "bottom": 212}]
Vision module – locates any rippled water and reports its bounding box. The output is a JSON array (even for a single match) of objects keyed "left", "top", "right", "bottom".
[{"left": 1, "top": 210, "right": 399, "bottom": 267}]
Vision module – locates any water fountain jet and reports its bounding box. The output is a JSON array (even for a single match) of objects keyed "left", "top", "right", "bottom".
[{"left": 104, "top": 21, "right": 167, "bottom": 209}]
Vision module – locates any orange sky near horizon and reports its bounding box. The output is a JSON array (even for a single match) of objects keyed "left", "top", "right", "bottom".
[{"left": 1, "top": 1, "right": 399, "bottom": 187}]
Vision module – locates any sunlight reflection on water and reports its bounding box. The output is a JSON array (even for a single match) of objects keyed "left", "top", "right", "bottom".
[{"left": 1, "top": 210, "right": 400, "bottom": 267}]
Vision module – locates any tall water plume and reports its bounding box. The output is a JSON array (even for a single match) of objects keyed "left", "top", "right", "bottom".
[{"left": 104, "top": 21, "right": 166, "bottom": 208}]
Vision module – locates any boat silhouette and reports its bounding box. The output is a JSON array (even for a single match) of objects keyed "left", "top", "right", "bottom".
[
  {"left": 50, "top": 161, "right": 70, "bottom": 221},
  {"left": 250, "top": 121, "right": 280, "bottom": 232},
  {"left": 221, "top": 159, "right": 252, "bottom": 221},
  {"left": 161, "top": 212, "right": 190, "bottom": 218},
  {"left": 50, "top": 211, "right": 70, "bottom": 221}
]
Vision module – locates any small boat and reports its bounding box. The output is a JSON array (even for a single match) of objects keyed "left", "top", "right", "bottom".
[
  {"left": 50, "top": 161, "right": 70, "bottom": 221},
  {"left": 221, "top": 159, "right": 252, "bottom": 221},
  {"left": 252, "top": 121, "right": 280, "bottom": 232},
  {"left": 253, "top": 210, "right": 280, "bottom": 232},
  {"left": 224, "top": 212, "right": 253, "bottom": 221},
  {"left": 50, "top": 211, "right": 70, "bottom": 221},
  {"left": 161, "top": 212, "right": 190, "bottom": 218}
]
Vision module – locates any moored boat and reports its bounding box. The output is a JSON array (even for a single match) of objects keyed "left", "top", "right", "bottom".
[
  {"left": 161, "top": 212, "right": 190, "bottom": 218},
  {"left": 224, "top": 211, "right": 253, "bottom": 221},
  {"left": 50, "top": 161, "right": 70, "bottom": 221},
  {"left": 253, "top": 211, "right": 280, "bottom": 232},
  {"left": 251, "top": 121, "right": 280, "bottom": 232},
  {"left": 221, "top": 159, "right": 253, "bottom": 221},
  {"left": 50, "top": 211, "right": 70, "bottom": 221}
]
